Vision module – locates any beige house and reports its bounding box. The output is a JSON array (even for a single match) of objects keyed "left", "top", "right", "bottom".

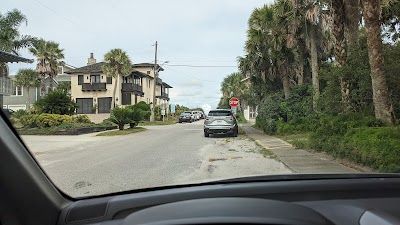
[{"left": 66, "top": 54, "right": 172, "bottom": 116}]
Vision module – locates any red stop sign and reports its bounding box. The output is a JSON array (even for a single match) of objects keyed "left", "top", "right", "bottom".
[{"left": 229, "top": 97, "right": 239, "bottom": 107}]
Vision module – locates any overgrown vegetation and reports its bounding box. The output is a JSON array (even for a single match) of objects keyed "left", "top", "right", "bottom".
[{"left": 239, "top": 1, "right": 400, "bottom": 172}]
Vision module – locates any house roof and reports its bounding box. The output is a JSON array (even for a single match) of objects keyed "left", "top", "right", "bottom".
[
  {"left": 133, "top": 63, "right": 164, "bottom": 71},
  {"left": 0, "top": 50, "right": 33, "bottom": 63},
  {"left": 156, "top": 77, "right": 172, "bottom": 88},
  {"left": 163, "top": 82, "right": 173, "bottom": 88},
  {"left": 66, "top": 62, "right": 162, "bottom": 76},
  {"left": 132, "top": 70, "right": 153, "bottom": 79},
  {"left": 65, "top": 62, "right": 104, "bottom": 74}
]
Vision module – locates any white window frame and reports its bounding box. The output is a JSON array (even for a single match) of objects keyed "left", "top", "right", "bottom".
[
  {"left": 58, "top": 66, "right": 64, "bottom": 75},
  {"left": 14, "top": 86, "right": 23, "bottom": 96}
]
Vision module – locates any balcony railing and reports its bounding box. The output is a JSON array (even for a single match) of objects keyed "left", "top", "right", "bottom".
[
  {"left": 82, "top": 83, "right": 107, "bottom": 91},
  {"left": 121, "top": 83, "right": 143, "bottom": 93},
  {"left": 0, "top": 77, "right": 13, "bottom": 95},
  {"left": 156, "top": 92, "right": 169, "bottom": 100}
]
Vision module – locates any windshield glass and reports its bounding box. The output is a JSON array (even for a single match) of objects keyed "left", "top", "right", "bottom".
[{"left": 2, "top": 0, "right": 400, "bottom": 198}]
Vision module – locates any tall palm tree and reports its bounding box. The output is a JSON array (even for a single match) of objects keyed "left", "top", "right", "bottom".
[
  {"left": 102, "top": 49, "right": 132, "bottom": 109},
  {"left": 14, "top": 69, "right": 40, "bottom": 110},
  {"left": 29, "top": 39, "right": 64, "bottom": 95},
  {"left": 0, "top": 9, "right": 35, "bottom": 54},
  {"left": 362, "top": 0, "right": 396, "bottom": 124}
]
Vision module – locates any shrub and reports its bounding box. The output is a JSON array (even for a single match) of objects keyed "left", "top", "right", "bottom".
[
  {"left": 35, "top": 114, "right": 73, "bottom": 128},
  {"left": 19, "top": 114, "right": 39, "bottom": 128},
  {"left": 34, "top": 90, "right": 77, "bottom": 115},
  {"left": 13, "top": 109, "right": 29, "bottom": 119},
  {"left": 134, "top": 101, "right": 151, "bottom": 120},
  {"left": 235, "top": 112, "right": 247, "bottom": 123},
  {"left": 73, "top": 115, "right": 92, "bottom": 123},
  {"left": 125, "top": 105, "right": 145, "bottom": 128},
  {"left": 343, "top": 127, "right": 400, "bottom": 172},
  {"left": 110, "top": 107, "right": 131, "bottom": 130}
]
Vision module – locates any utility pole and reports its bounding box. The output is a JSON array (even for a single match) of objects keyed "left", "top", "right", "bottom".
[{"left": 150, "top": 41, "right": 158, "bottom": 122}]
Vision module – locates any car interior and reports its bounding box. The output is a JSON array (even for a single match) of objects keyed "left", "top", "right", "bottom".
[{"left": 1, "top": 110, "right": 400, "bottom": 225}]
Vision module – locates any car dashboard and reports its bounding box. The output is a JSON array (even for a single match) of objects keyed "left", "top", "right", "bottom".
[{"left": 58, "top": 177, "right": 400, "bottom": 225}]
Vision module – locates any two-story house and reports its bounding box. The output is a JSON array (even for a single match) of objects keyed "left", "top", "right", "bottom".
[
  {"left": 2, "top": 62, "right": 76, "bottom": 111},
  {"left": 66, "top": 54, "right": 172, "bottom": 117},
  {"left": 1, "top": 50, "right": 33, "bottom": 110}
]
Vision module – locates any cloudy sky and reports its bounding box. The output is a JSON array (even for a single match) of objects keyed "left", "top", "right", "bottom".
[{"left": 3, "top": 0, "right": 272, "bottom": 109}]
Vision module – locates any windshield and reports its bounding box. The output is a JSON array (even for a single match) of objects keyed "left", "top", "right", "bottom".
[{"left": 2, "top": 0, "right": 400, "bottom": 198}]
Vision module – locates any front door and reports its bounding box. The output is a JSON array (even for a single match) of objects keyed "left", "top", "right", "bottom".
[
  {"left": 76, "top": 98, "right": 93, "bottom": 114},
  {"left": 121, "top": 92, "right": 131, "bottom": 105},
  {"left": 98, "top": 97, "right": 112, "bottom": 113}
]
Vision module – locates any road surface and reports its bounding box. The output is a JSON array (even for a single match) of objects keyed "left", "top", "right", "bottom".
[{"left": 22, "top": 120, "right": 291, "bottom": 197}]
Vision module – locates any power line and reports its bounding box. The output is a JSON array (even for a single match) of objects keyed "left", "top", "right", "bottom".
[
  {"left": 165, "top": 64, "right": 236, "bottom": 68},
  {"left": 30, "top": 0, "right": 79, "bottom": 26}
]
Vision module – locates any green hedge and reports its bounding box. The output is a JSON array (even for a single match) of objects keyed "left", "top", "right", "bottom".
[
  {"left": 19, "top": 114, "right": 93, "bottom": 128},
  {"left": 343, "top": 127, "right": 400, "bottom": 172}
]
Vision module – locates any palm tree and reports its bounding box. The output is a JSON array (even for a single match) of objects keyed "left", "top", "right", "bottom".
[
  {"left": 0, "top": 9, "right": 35, "bottom": 54},
  {"left": 29, "top": 39, "right": 64, "bottom": 95},
  {"left": 362, "top": 0, "right": 396, "bottom": 124},
  {"left": 14, "top": 69, "right": 40, "bottom": 110},
  {"left": 102, "top": 49, "right": 132, "bottom": 109}
]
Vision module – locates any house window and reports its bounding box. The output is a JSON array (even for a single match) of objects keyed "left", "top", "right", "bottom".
[
  {"left": 148, "top": 79, "right": 151, "bottom": 88},
  {"left": 147, "top": 71, "right": 150, "bottom": 75},
  {"left": 78, "top": 75, "right": 84, "bottom": 85},
  {"left": 90, "top": 74, "right": 101, "bottom": 83},
  {"left": 57, "top": 66, "right": 64, "bottom": 75},
  {"left": 13, "top": 86, "right": 23, "bottom": 96},
  {"left": 106, "top": 76, "right": 112, "bottom": 84}
]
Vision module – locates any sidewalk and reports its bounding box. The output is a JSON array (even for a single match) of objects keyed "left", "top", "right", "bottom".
[{"left": 241, "top": 124, "right": 358, "bottom": 173}]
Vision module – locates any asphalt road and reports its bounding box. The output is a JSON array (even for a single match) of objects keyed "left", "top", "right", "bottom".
[{"left": 22, "top": 120, "right": 291, "bottom": 198}]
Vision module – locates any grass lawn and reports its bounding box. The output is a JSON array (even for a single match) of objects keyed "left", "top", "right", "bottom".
[
  {"left": 96, "top": 127, "right": 146, "bottom": 136},
  {"left": 139, "top": 120, "right": 176, "bottom": 126}
]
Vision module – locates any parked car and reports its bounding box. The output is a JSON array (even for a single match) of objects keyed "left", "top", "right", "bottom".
[
  {"left": 204, "top": 109, "right": 238, "bottom": 137},
  {"left": 192, "top": 111, "right": 202, "bottom": 120},
  {"left": 179, "top": 111, "right": 194, "bottom": 123}
]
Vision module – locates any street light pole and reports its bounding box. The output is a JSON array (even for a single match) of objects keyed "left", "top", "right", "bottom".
[{"left": 150, "top": 41, "right": 158, "bottom": 122}]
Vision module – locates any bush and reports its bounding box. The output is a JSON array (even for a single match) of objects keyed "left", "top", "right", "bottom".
[
  {"left": 343, "top": 127, "right": 400, "bottom": 172},
  {"left": 34, "top": 90, "right": 77, "bottom": 115},
  {"left": 125, "top": 105, "right": 145, "bottom": 128},
  {"left": 135, "top": 101, "right": 151, "bottom": 120},
  {"left": 73, "top": 115, "right": 91, "bottom": 123},
  {"left": 19, "top": 113, "right": 75, "bottom": 128},
  {"left": 110, "top": 107, "right": 131, "bottom": 130},
  {"left": 235, "top": 112, "right": 247, "bottom": 123},
  {"left": 13, "top": 109, "right": 29, "bottom": 119}
]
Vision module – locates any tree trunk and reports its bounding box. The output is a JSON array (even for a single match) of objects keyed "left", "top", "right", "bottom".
[
  {"left": 297, "top": 52, "right": 304, "bottom": 85},
  {"left": 111, "top": 75, "right": 118, "bottom": 109},
  {"left": 118, "top": 124, "right": 124, "bottom": 130},
  {"left": 332, "top": 0, "right": 351, "bottom": 112},
  {"left": 40, "top": 75, "right": 46, "bottom": 96},
  {"left": 363, "top": 0, "right": 396, "bottom": 124},
  {"left": 309, "top": 26, "right": 320, "bottom": 110},
  {"left": 282, "top": 74, "right": 290, "bottom": 100},
  {"left": 26, "top": 87, "right": 31, "bottom": 110},
  {"left": 48, "top": 75, "right": 53, "bottom": 92},
  {"left": 344, "top": 0, "right": 360, "bottom": 48}
]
